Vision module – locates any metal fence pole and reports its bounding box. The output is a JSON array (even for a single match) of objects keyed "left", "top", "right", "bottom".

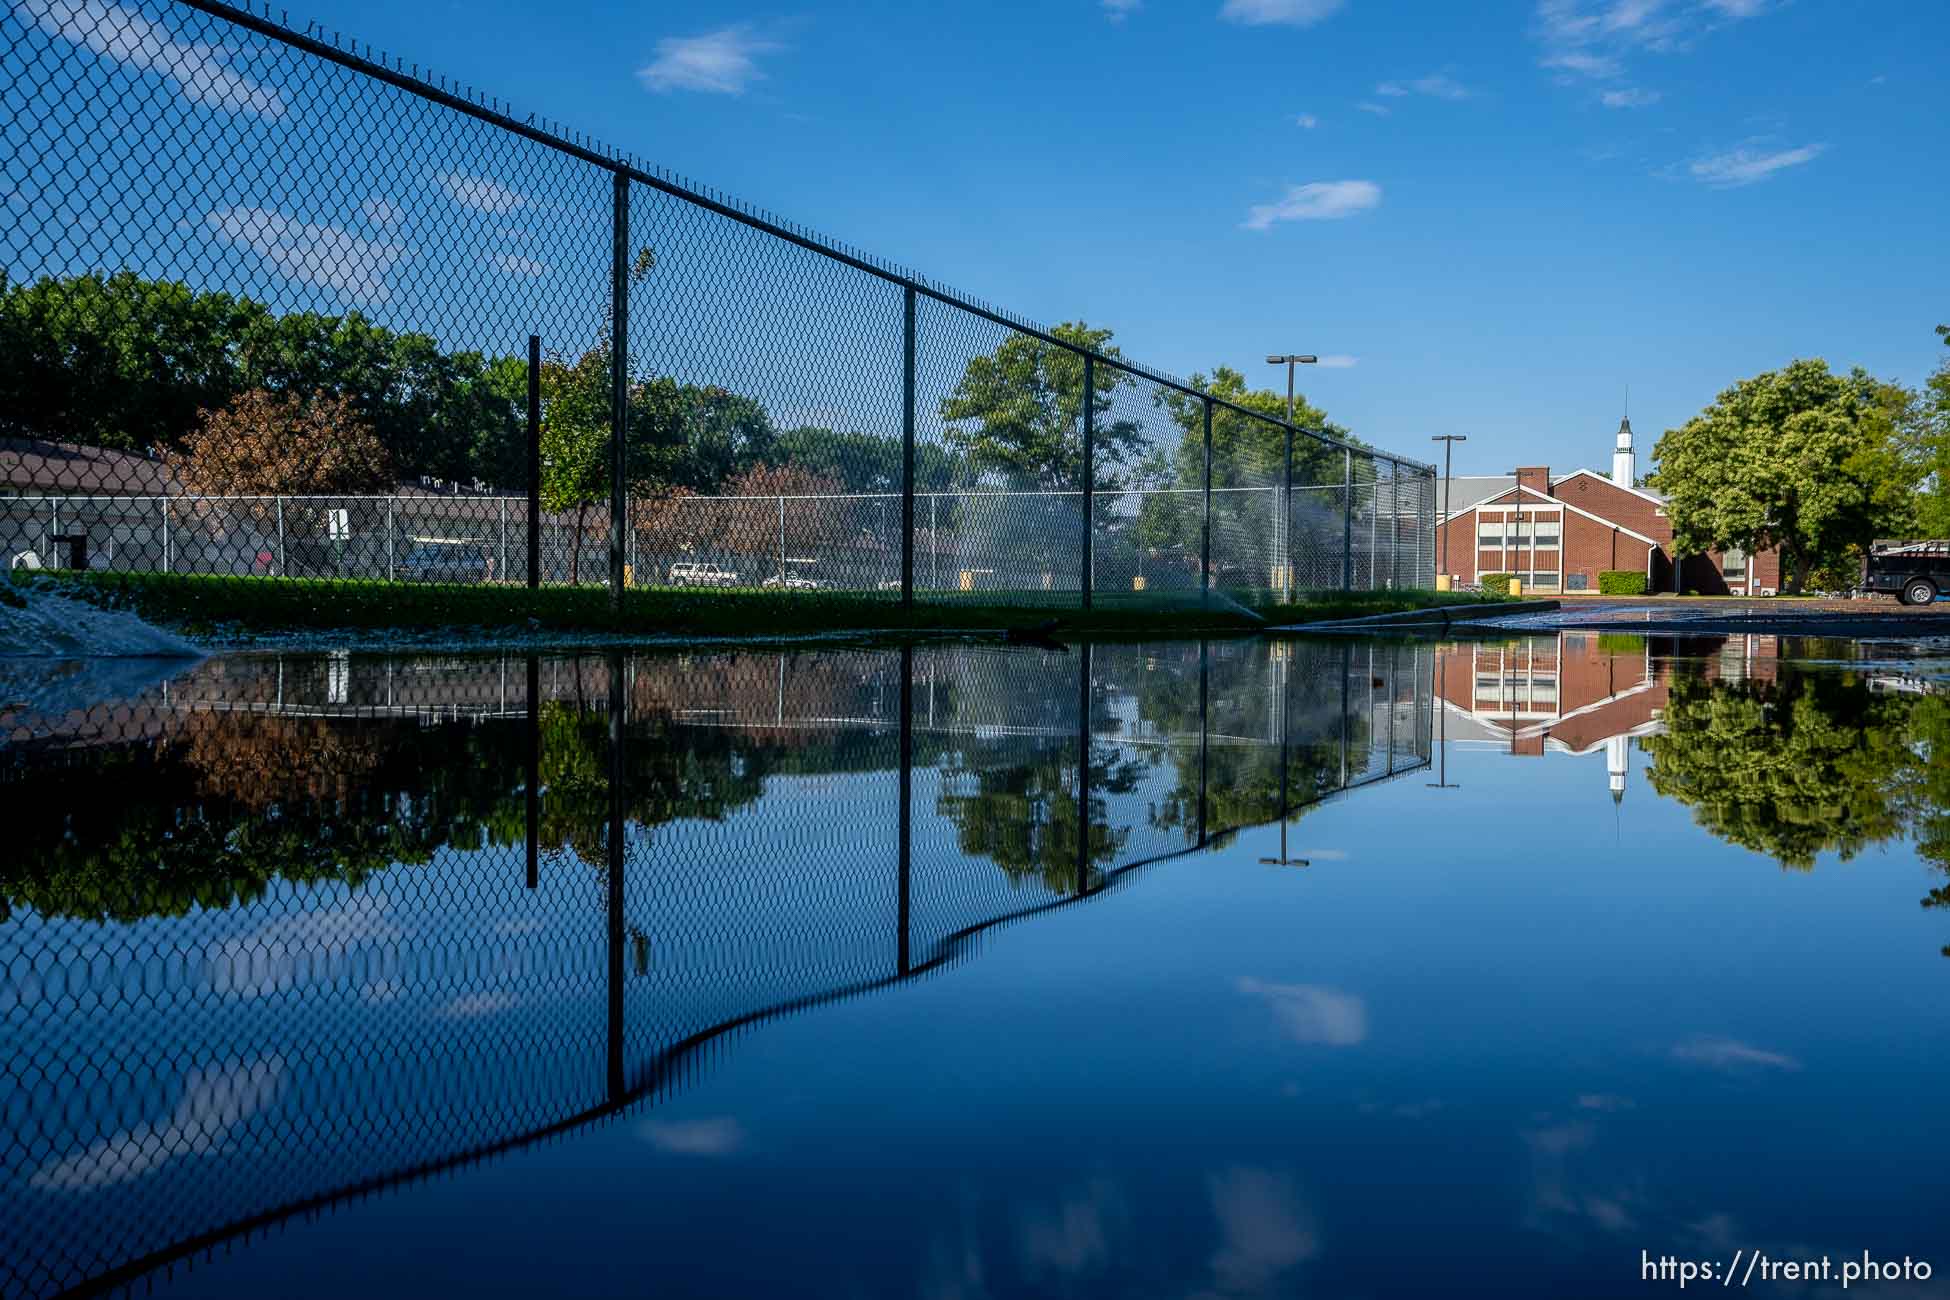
[
  {"left": 160, "top": 496, "right": 170, "bottom": 573},
  {"left": 777, "top": 494, "right": 785, "bottom": 581},
  {"left": 605, "top": 651, "right": 626, "bottom": 1102},
  {"left": 386, "top": 497, "right": 395, "bottom": 581},
  {"left": 901, "top": 285, "right": 916, "bottom": 608},
  {"left": 1201, "top": 398, "right": 1214, "bottom": 602},
  {"left": 1282, "top": 424, "right": 1294, "bottom": 604},
  {"left": 499, "top": 497, "right": 508, "bottom": 582},
  {"left": 275, "top": 497, "right": 285, "bottom": 576},
  {"left": 930, "top": 494, "right": 938, "bottom": 592},
  {"left": 608, "top": 171, "right": 630, "bottom": 610},
  {"left": 1075, "top": 639, "right": 1092, "bottom": 896},
  {"left": 898, "top": 642, "right": 913, "bottom": 974},
  {"left": 525, "top": 654, "right": 540, "bottom": 891},
  {"left": 1080, "top": 354, "right": 1095, "bottom": 610},
  {"left": 527, "top": 334, "right": 541, "bottom": 590},
  {"left": 1341, "top": 449, "right": 1353, "bottom": 592},
  {"left": 1369, "top": 467, "right": 1380, "bottom": 591}
]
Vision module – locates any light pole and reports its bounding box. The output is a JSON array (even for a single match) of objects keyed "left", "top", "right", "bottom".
[
  {"left": 1266, "top": 354, "right": 1319, "bottom": 602},
  {"left": 1430, "top": 434, "right": 1466, "bottom": 581}
]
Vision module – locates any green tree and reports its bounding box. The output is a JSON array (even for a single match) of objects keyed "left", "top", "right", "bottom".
[
  {"left": 938, "top": 322, "right": 1144, "bottom": 490},
  {"left": 1904, "top": 325, "right": 1950, "bottom": 537},
  {"left": 0, "top": 271, "right": 264, "bottom": 454},
  {"left": 1649, "top": 360, "right": 1909, "bottom": 593},
  {"left": 1641, "top": 668, "right": 1912, "bottom": 871}
]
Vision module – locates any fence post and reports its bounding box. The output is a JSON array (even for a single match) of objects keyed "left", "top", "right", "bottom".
[
  {"left": 898, "top": 642, "right": 913, "bottom": 973},
  {"left": 1370, "top": 466, "right": 1380, "bottom": 591},
  {"left": 1080, "top": 353, "right": 1095, "bottom": 610},
  {"left": 901, "top": 285, "right": 916, "bottom": 608},
  {"left": 527, "top": 334, "right": 541, "bottom": 590},
  {"left": 1075, "top": 639, "right": 1092, "bottom": 896},
  {"left": 275, "top": 497, "right": 285, "bottom": 576},
  {"left": 1201, "top": 398, "right": 1214, "bottom": 603},
  {"left": 777, "top": 494, "right": 786, "bottom": 581},
  {"left": 160, "top": 496, "right": 170, "bottom": 573},
  {"left": 386, "top": 497, "right": 395, "bottom": 581},
  {"left": 1341, "top": 449, "right": 1353, "bottom": 592},
  {"left": 499, "top": 497, "right": 508, "bottom": 583},
  {"left": 526, "top": 654, "right": 540, "bottom": 891},
  {"left": 606, "top": 651, "right": 626, "bottom": 1102},
  {"left": 1282, "top": 425, "right": 1295, "bottom": 604},
  {"left": 608, "top": 170, "right": 630, "bottom": 611},
  {"left": 930, "top": 494, "right": 938, "bottom": 592}
]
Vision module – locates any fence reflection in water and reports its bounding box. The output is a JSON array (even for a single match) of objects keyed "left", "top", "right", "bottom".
[{"left": 0, "top": 639, "right": 1431, "bottom": 1299}]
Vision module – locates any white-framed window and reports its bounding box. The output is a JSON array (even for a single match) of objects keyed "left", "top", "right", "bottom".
[{"left": 1723, "top": 547, "right": 1747, "bottom": 578}]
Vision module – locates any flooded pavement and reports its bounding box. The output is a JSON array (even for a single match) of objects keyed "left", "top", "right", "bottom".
[{"left": 3, "top": 633, "right": 1948, "bottom": 1298}]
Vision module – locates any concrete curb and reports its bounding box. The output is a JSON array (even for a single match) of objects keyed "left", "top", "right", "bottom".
[{"left": 1271, "top": 600, "right": 1555, "bottom": 633}]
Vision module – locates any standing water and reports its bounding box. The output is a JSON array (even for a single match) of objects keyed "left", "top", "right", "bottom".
[{"left": 2, "top": 634, "right": 1947, "bottom": 1298}]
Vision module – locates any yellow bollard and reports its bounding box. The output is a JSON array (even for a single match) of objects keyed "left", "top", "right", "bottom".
[
  {"left": 1509, "top": 578, "right": 1523, "bottom": 597},
  {"left": 959, "top": 570, "right": 974, "bottom": 592},
  {"left": 1435, "top": 574, "right": 1452, "bottom": 592},
  {"left": 1132, "top": 575, "right": 1147, "bottom": 592}
]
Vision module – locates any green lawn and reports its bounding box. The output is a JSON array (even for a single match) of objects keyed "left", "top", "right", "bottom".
[{"left": 18, "top": 570, "right": 1504, "bottom": 641}]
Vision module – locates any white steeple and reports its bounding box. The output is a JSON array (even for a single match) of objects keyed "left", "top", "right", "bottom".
[
  {"left": 1606, "top": 734, "right": 1629, "bottom": 804},
  {"left": 1611, "top": 415, "right": 1635, "bottom": 487}
]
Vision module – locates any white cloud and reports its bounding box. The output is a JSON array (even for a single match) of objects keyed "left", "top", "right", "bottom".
[
  {"left": 1314, "top": 356, "right": 1358, "bottom": 369},
  {"left": 206, "top": 206, "right": 409, "bottom": 304},
  {"left": 1355, "top": 101, "right": 1391, "bottom": 116},
  {"left": 1202, "top": 1167, "right": 1318, "bottom": 1298},
  {"left": 27, "top": 0, "right": 286, "bottom": 119},
  {"left": 1218, "top": 0, "right": 1346, "bottom": 28},
  {"left": 638, "top": 25, "right": 783, "bottom": 95},
  {"left": 31, "top": 1057, "right": 283, "bottom": 1190},
  {"left": 1671, "top": 1035, "right": 1801, "bottom": 1069},
  {"left": 1687, "top": 142, "right": 1823, "bottom": 187},
  {"left": 1243, "top": 180, "right": 1381, "bottom": 231},
  {"left": 361, "top": 198, "right": 402, "bottom": 227},
  {"left": 1017, "top": 1179, "right": 1124, "bottom": 1280},
  {"left": 1534, "top": 0, "right": 1768, "bottom": 84},
  {"left": 1237, "top": 977, "right": 1368, "bottom": 1043},
  {"left": 1600, "top": 86, "right": 1661, "bottom": 107},
  {"left": 640, "top": 1116, "right": 744, "bottom": 1155},
  {"left": 1295, "top": 113, "right": 1318, "bottom": 128},
  {"left": 1377, "top": 74, "right": 1472, "bottom": 101},
  {"left": 493, "top": 253, "right": 549, "bottom": 278},
  {"left": 1576, "top": 1092, "right": 1635, "bottom": 1111},
  {"left": 1102, "top": 0, "right": 1142, "bottom": 21},
  {"left": 434, "top": 172, "right": 527, "bottom": 214}
]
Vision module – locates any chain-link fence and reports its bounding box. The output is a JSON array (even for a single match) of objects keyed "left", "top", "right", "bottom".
[
  {"left": 1, "top": 639, "right": 1432, "bottom": 1298},
  {"left": 1, "top": 0, "right": 1435, "bottom": 615}
]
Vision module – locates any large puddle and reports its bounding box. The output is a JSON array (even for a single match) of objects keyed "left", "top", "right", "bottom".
[{"left": 3, "top": 633, "right": 1947, "bottom": 1297}]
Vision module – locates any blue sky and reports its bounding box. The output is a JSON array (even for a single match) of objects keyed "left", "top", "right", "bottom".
[{"left": 53, "top": 0, "right": 1950, "bottom": 472}]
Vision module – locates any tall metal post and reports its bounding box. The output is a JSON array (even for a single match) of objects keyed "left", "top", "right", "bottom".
[
  {"left": 527, "top": 335, "right": 541, "bottom": 589},
  {"left": 1197, "top": 639, "right": 1210, "bottom": 846},
  {"left": 1341, "top": 449, "right": 1353, "bottom": 592},
  {"left": 525, "top": 654, "right": 540, "bottom": 890},
  {"left": 1282, "top": 424, "right": 1295, "bottom": 604},
  {"left": 386, "top": 497, "right": 395, "bottom": 581},
  {"left": 275, "top": 497, "right": 285, "bottom": 576},
  {"left": 1075, "top": 640, "right": 1092, "bottom": 896},
  {"left": 1080, "top": 354, "right": 1095, "bottom": 610},
  {"left": 606, "top": 652, "right": 626, "bottom": 1101},
  {"left": 901, "top": 286, "right": 916, "bottom": 608},
  {"left": 1201, "top": 398, "right": 1214, "bottom": 603},
  {"left": 499, "top": 497, "right": 508, "bottom": 583},
  {"left": 898, "top": 643, "right": 913, "bottom": 974},
  {"left": 608, "top": 172, "right": 630, "bottom": 611},
  {"left": 160, "top": 496, "right": 170, "bottom": 572}
]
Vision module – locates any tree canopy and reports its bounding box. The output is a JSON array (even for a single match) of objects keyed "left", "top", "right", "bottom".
[
  {"left": 938, "top": 322, "right": 1144, "bottom": 491},
  {"left": 1649, "top": 359, "right": 1908, "bottom": 592}
]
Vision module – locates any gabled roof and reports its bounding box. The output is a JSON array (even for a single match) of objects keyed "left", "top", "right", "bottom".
[
  {"left": 1439, "top": 483, "right": 1662, "bottom": 548},
  {"left": 1551, "top": 467, "right": 1666, "bottom": 507}
]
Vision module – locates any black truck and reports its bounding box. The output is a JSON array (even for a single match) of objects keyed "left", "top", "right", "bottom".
[{"left": 1862, "top": 540, "right": 1950, "bottom": 605}]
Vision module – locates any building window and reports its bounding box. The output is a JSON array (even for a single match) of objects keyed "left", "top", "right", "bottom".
[
  {"left": 1477, "top": 521, "right": 1503, "bottom": 547},
  {"left": 1723, "top": 547, "right": 1747, "bottom": 578},
  {"left": 1566, "top": 572, "right": 1589, "bottom": 591}
]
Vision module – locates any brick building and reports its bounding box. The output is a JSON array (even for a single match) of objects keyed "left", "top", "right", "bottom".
[
  {"left": 1431, "top": 419, "right": 1781, "bottom": 594},
  {"left": 1437, "top": 631, "right": 1782, "bottom": 803}
]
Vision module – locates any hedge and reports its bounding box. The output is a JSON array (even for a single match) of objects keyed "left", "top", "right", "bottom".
[
  {"left": 1597, "top": 570, "right": 1648, "bottom": 595},
  {"left": 1478, "top": 573, "right": 1513, "bottom": 597}
]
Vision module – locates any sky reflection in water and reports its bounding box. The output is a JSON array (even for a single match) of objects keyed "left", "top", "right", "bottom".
[{"left": 3, "top": 632, "right": 1948, "bottom": 1299}]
